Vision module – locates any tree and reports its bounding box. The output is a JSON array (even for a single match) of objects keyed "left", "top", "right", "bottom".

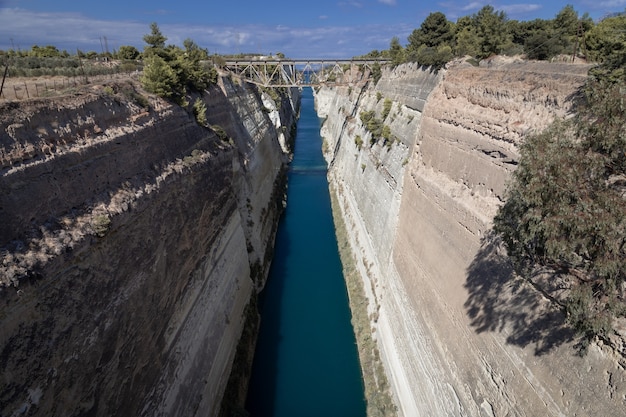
[
  {"left": 455, "top": 16, "right": 480, "bottom": 57},
  {"left": 494, "top": 56, "right": 626, "bottom": 352},
  {"left": 412, "top": 44, "right": 453, "bottom": 69},
  {"left": 370, "top": 62, "right": 382, "bottom": 84},
  {"left": 174, "top": 38, "right": 213, "bottom": 91},
  {"left": 388, "top": 36, "right": 405, "bottom": 66},
  {"left": 140, "top": 24, "right": 217, "bottom": 100},
  {"left": 509, "top": 18, "right": 557, "bottom": 60},
  {"left": 511, "top": 18, "right": 545, "bottom": 46},
  {"left": 361, "top": 49, "right": 382, "bottom": 59},
  {"left": 524, "top": 31, "right": 561, "bottom": 60},
  {"left": 117, "top": 45, "right": 140, "bottom": 60},
  {"left": 30, "top": 45, "right": 63, "bottom": 58},
  {"left": 406, "top": 12, "right": 455, "bottom": 68},
  {"left": 585, "top": 15, "right": 626, "bottom": 63},
  {"left": 553, "top": 4, "right": 579, "bottom": 53},
  {"left": 141, "top": 55, "right": 178, "bottom": 98},
  {"left": 183, "top": 38, "right": 209, "bottom": 62},
  {"left": 143, "top": 22, "right": 167, "bottom": 57},
  {"left": 144, "top": 22, "right": 167, "bottom": 49},
  {"left": 474, "top": 5, "right": 510, "bottom": 58},
  {"left": 407, "top": 12, "right": 454, "bottom": 49}
]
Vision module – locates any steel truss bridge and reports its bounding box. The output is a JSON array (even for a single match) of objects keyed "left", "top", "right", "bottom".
[{"left": 223, "top": 58, "right": 389, "bottom": 87}]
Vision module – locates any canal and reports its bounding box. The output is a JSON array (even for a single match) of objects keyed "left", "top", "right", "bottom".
[{"left": 245, "top": 87, "right": 366, "bottom": 417}]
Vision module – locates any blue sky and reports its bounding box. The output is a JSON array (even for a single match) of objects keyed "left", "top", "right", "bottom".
[{"left": 0, "top": 0, "right": 624, "bottom": 58}]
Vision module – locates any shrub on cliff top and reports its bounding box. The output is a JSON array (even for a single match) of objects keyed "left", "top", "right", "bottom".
[
  {"left": 585, "top": 15, "right": 626, "bottom": 64},
  {"left": 140, "top": 23, "right": 216, "bottom": 102},
  {"left": 370, "top": 4, "right": 620, "bottom": 69},
  {"left": 141, "top": 55, "right": 178, "bottom": 98}
]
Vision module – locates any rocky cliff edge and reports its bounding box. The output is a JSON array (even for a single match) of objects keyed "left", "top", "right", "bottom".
[{"left": 0, "top": 75, "right": 299, "bottom": 416}]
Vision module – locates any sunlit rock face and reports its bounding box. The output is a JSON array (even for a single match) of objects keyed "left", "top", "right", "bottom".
[
  {"left": 319, "top": 58, "right": 626, "bottom": 417},
  {"left": 0, "top": 76, "right": 299, "bottom": 417}
]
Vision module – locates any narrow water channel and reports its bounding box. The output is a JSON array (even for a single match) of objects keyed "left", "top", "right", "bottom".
[{"left": 245, "top": 88, "right": 366, "bottom": 417}]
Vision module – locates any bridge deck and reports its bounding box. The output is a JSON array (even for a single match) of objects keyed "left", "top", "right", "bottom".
[{"left": 223, "top": 58, "right": 389, "bottom": 87}]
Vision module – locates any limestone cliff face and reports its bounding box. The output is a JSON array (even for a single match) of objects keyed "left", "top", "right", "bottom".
[
  {"left": 319, "top": 58, "right": 626, "bottom": 416},
  {"left": 0, "top": 77, "right": 298, "bottom": 416}
]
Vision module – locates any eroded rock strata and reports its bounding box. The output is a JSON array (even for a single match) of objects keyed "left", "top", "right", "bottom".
[
  {"left": 0, "top": 77, "right": 299, "bottom": 416},
  {"left": 3, "top": 57, "right": 626, "bottom": 417},
  {"left": 318, "top": 58, "right": 626, "bottom": 416}
]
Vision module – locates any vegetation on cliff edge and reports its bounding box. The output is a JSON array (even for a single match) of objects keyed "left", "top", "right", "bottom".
[
  {"left": 360, "top": 6, "right": 625, "bottom": 71},
  {"left": 493, "top": 50, "right": 626, "bottom": 353},
  {"left": 140, "top": 23, "right": 218, "bottom": 103}
]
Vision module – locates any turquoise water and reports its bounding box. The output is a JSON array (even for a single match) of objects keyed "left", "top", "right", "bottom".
[{"left": 245, "top": 88, "right": 366, "bottom": 417}]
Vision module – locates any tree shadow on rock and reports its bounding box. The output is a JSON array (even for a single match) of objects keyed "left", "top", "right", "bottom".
[{"left": 464, "top": 231, "right": 576, "bottom": 356}]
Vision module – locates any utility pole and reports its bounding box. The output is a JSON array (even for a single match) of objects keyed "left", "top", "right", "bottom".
[
  {"left": 2, "top": 38, "right": 13, "bottom": 98},
  {"left": 0, "top": 61, "right": 9, "bottom": 99},
  {"left": 77, "top": 48, "right": 88, "bottom": 83},
  {"left": 572, "top": 21, "right": 584, "bottom": 62}
]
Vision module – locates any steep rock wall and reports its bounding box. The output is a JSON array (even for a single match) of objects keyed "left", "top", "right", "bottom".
[
  {"left": 0, "top": 77, "right": 298, "bottom": 416},
  {"left": 319, "top": 59, "right": 626, "bottom": 416}
]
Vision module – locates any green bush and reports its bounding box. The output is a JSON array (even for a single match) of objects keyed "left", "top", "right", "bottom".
[
  {"left": 382, "top": 98, "right": 392, "bottom": 119},
  {"left": 141, "top": 55, "right": 178, "bottom": 98},
  {"left": 493, "top": 58, "right": 626, "bottom": 350},
  {"left": 193, "top": 98, "right": 208, "bottom": 127},
  {"left": 354, "top": 135, "right": 363, "bottom": 150},
  {"left": 359, "top": 110, "right": 375, "bottom": 124},
  {"left": 117, "top": 45, "right": 140, "bottom": 60},
  {"left": 360, "top": 110, "right": 384, "bottom": 143},
  {"left": 211, "top": 124, "right": 230, "bottom": 142},
  {"left": 140, "top": 23, "right": 217, "bottom": 101},
  {"left": 382, "top": 125, "right": 394, "bottom": 146},
  {"left": 92, "top": 215, "right": 111, "bottom": 237},
  {"left": 370, "top": 63, "right": 382, "bottom": 85},
  {"left": 566, "top": 283, "right": 614, "bottom": 354}
]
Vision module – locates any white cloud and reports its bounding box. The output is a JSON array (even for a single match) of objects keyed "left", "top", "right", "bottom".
[
  {"left": 441, "top": 1, "right": 545, "bottom": 19},
  {"left": 0, "top": 8, "right": 146, "bottom": 51},
  {"left": 0, "top": 8, "right": 412, "bottom": 58},
  {"left": 594, "top": 0, "right": 626, "bottom": 7},
  {"left": 499, "top": 4, "right": 542, "bottom": 15},
  {"left": 460, "top": 1, "right": 484, "bottom": 11},
  {"left": 578, "top": 0, "right": 626, "bottom": 20},
  {"left": 378, "top": 0, "right": 397, "bottom": 5}
]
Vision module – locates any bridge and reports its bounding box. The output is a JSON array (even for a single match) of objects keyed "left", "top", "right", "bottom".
[{"left": 223, "top": 58, "right": 389, "bottom": 87}]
